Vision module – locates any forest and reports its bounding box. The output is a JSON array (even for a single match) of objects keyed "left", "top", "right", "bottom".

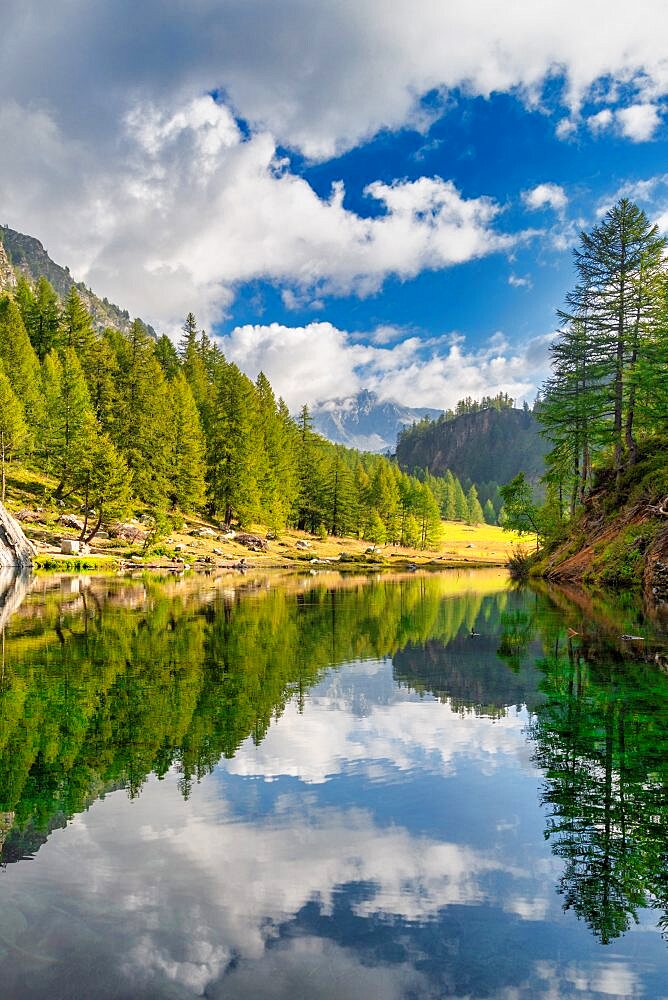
[
  {"left": 536, "top": 198, "right": 667, "bottom": 530},
  {"left": 0, "top": 271, "right": 498, "bottom": 549}
]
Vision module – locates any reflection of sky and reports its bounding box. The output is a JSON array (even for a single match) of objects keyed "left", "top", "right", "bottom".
[{"left": 0, "top": 659, "right": 666, "bottom": 999}]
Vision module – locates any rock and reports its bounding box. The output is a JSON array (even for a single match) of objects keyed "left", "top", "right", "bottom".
[
  {"left": 173, "top": 543, "right": 187, "bottom": 551},
  {"left": 366, "top": 546, "right": 382, "bottom": 554},
  {"left": 295, "top": 540, "right": 310, "bottom": 549},
  {"left": 59, "top": 513, "right": 85, "bottom": 531},
  {"left": 0, "top": 503, "right": 35, "bottom": 570},
  {"left": 219, "top": 531, "right": 236, "bottom": 540},
  {"left": 466, "top": 543, "right": 475, "bottom": 548},
  {"left": 235, "top": 533, "right": 268, "bottom": 551},
  {"left": 197, "top": 527, "right": 217, "bottom": 537},
  {"left": 109, "top": 522, "right": 146, "bottom": 542},
  {"left": 61, "top": 538, "right": 80, "bottom": 555},
  {"left": 96, "top": 531, "right": 109, "bottom": 539},
  {"left": 15, "top": 509, "right": 45, "bottom": 523},
  {"left": 266, "top": 531, "right": 277, "bottom": 540},
  {"left": 213, "top": 548, "right": 223, "bottom": 555}
]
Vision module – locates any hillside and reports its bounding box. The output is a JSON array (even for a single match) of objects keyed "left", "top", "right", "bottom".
[
  {"left": 396, "top": 406, "right": 547, "bottom": 484},
  {"left": 0, "top": 225, "right": 155, "bottom": 337},
  {"left": 311, "top": 389, "right": 442, "bottom": 452},
  {"left": 535, "top": 446, "right": 668, "bottom": 608}
]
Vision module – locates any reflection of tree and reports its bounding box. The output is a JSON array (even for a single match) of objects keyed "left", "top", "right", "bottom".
[
  {"left": 0, "top": 574, "right": 515, "bottom": 862},
  {"left": 527, "top": 626, "right": 668, "bottom": 944},
  {"left": 393, "top": 591, "right": 545, "bottom": 717}
]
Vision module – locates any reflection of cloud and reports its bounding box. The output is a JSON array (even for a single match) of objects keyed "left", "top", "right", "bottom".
[
  {"left": 533, "top": 960, "right": 642, "bottom": 998},
  {"left": 224, "top": 659, "right": 533, "bottom": 784},
  {"left": 28, "top": 778, "right": 514, "bottom": 997},
  {"left": 206, "top": 936, "right": 431, "bottom": 1000}
]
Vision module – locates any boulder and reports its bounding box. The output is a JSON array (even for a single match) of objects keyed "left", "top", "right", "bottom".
[
  {"left": 59, "top": 513, "right": 85, "bottom": 531},
  {"left": 295, "top": 540, "right": 310, "bottom": 549},
  {"left": 235, "top": 533, "right": 268, "bottom": 551},
  {"left": 0, "top": 503, "right": 35, "bottom": 570},
  {"left": 60, "top": 538, "right": 80, "bottom": 555}
]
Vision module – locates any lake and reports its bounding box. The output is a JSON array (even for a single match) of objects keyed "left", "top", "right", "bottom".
[{"left": 0, "top": 568, "right": 666, "bottom": 999}]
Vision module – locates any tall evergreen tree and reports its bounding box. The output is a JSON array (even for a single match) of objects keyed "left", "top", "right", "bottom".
[{"left": 0, "top": 364, "right": 28, "bottom": 501}]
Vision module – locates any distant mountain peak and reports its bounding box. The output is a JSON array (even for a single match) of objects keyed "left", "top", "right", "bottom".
[{"left": 311, "top": 389, "right": 442, "bottom": 453}]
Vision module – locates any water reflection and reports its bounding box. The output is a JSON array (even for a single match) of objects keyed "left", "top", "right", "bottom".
[{"left": 0, "top": 569, "right": 665, "bottom": 998}]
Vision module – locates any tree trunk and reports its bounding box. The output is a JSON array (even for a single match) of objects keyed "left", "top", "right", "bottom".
[{"left": 1, "top": 430, "right": 5, "bottom": 504}]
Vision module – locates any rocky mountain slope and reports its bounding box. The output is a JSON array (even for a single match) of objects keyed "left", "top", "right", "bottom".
[
  {"left": 0, "top": 225, "right": 155, "bottom": 336},
  {"left": 311, "top": 389, "right": 442, "bottom": 452},
  {"left": 396, "top": 406, "right": 547, "bottom": 483}
]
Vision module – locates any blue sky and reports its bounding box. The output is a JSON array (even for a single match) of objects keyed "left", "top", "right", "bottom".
[{"left": 2, "top": 1, "right": 668, "bottom": 410}]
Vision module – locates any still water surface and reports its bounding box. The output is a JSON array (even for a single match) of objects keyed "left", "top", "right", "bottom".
[{"left": 0, "top": 569, "right": 666, "bottom": 999}]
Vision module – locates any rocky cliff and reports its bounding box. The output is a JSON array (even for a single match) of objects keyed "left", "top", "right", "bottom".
[
  {"left": 396, "top": 406, "right": 547, "bottom": 484},
  {"left": 0, "top": 238, "right": 17, "bottom": 293},
  {"left": 0, "top": 226, "right": 155, "bottom": 337}
]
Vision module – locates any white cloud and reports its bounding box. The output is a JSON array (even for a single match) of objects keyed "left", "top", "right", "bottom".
[
  {"left": 220, "top": 321, "right": 550, "bottom": 410},
  {"left": 0, "top": 95, "right": 525, "bottom": 332},
  {"left": 586, "top": 108, "right": 614, "bottom": 134},
  {"left": 616, "top": 102, "right": 663, "bottom": 141},
  {"left": 522, "top": 183, "right": 568, "bottom": 214},
  {"left": 1, "top": 1, "right": 668, "bottom": 332},
  {"left": 508, "top": 273, "right": 532, "bottom": 289}
]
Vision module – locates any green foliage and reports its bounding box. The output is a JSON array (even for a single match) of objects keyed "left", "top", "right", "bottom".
[
  {"left": 499, "top": 473, "right": 541, "bottom": 543},
  {"left": 0, "top": 285, "right": 452, "bottom": 548},
  {"left": 541, "top": 198, "right": 668, "bottom": 507}
]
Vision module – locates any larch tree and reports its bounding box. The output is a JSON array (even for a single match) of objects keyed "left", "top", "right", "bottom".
[{"left": 0, "top": 364, "right": 28, "bottom": 502}]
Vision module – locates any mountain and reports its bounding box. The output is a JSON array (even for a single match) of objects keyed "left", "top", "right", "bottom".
[
  {"left": 396, "top": 406, "right": 548, "bottom": 484},
  {"left": 311, "top": 389, "right": 442, "bottom": 452},
  {"left": 0, "top": 225, "right": 155, "bottom": 336}
]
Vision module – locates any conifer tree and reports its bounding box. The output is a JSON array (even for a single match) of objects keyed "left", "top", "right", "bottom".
[
  {"left": 466, "top": 484, "right": 484, "bottom": 525},
  {"left": 0, "top": 364, "right": 28, "bottom": 501},
  {"left": 454, "top": 477, "right": 468, "bottom": 521},
  {"left": 111, "top": 320, "right": 172, "bottom": 507},
  {"left": 415, "top": 483, "right": 442, "bottom": 549},
  {"left": 74, "top": 432, "right": 131, "bottom": 542},
  {"left": 483, "top": 499, "right": 496, "bottom": 525},
  {"left": 41, "top": 348, "right": 98, "bottom": 498},
  {"left": 0, "top": 295, "right": 43, "bottom": 426},
  {"left": 168, "top": 373, "right": 207, "bottom": 512}
]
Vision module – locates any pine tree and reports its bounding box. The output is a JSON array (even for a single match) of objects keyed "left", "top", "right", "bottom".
[
  {"left": 0, "top": 295, "right": 43, "bottom": 426},
  {"left": 111, "top": 320, "right": 172, "bottom": 507},
  {"left": 454, "top": 477, "right": 468, "bottom": 521},
  {"left": 415, "top": 482, "right": 442, "bottom": 549},
  {"left": 41, "top": 348, "right": 98, "bottom": 497},
  {"left": 0, "top": 364, "right": 28, "bottom": 501},
  {"left": 168, "top": 373, "right": 207, "bottom": 512},
  {"left": 74, "top": 432, "right": 131, "bottom": 542},
  {"left": 466, "top": 484, "right": 484, "bottom": 525},
  {"left": 483, "top": 499, "right": 496, "bottom": 525},
  {"left": 569, "top": 198, "right": 667, "bottom": 476}
]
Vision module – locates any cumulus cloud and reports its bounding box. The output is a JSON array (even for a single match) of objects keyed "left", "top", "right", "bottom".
[
  {"left": 616, "top": 102, "right": 663, "bottom": 141},
  {"left": 0, "top": 94, "right": 523, "bottom": 331},
  {"left": 3, "top": 1, "right": 668, "bottom": 160},
  {"left": 522, "top": 183, "right": 568, "bottom": 214},
  {"left": 586, "top": 108, "right": 614, "bottom": 134},
  {"left": 220, "top": 321, "right": 551, "bottom": 410},
  {"left": 1, "top": 1, "right": 668, "bottom": 331}
]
